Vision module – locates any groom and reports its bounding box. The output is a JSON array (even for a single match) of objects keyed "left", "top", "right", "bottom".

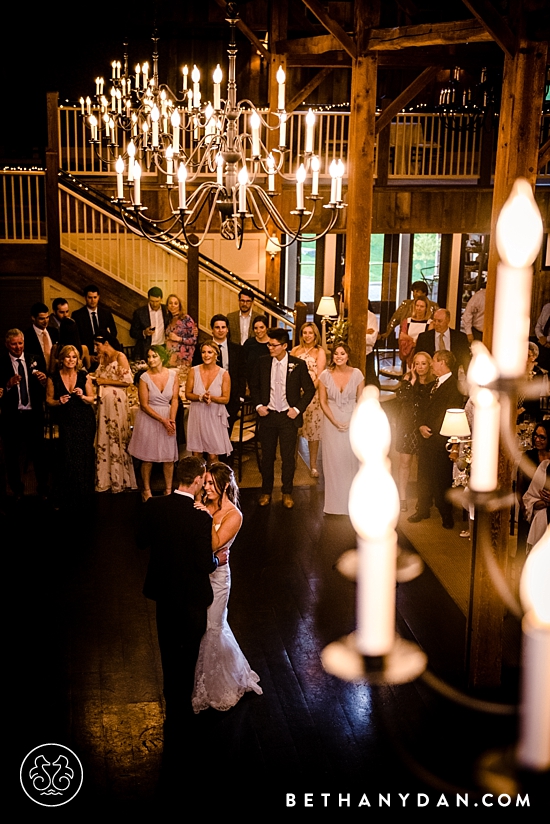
[
  {"left": 250, "top": 327, "right": 315, "bottom": 509},
  {"left": 140, "top": 456, "right": 229, "bottom": 722}
]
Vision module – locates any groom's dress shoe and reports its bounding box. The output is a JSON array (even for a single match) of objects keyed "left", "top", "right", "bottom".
[
  {"left": 282, "top": 494, "right": 294, "bottom": 509},
  {"left": 408, "top": 512, "right": 429, "bottom": 523},
  {"left": 258, "top": 494, "right": 271, "bottom": 507}
]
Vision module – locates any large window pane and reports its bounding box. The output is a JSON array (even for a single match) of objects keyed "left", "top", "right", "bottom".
[
  {"left": 368, "top": 234, "right": 384, "bottom": 302},
  {"left": 412, "top": 233, "right": 441, "bottom": 303}
]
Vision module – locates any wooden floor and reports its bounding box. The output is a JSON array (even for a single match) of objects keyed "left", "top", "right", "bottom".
[{"left": 12, "top": 462, "right": 541, "bottom": 814}]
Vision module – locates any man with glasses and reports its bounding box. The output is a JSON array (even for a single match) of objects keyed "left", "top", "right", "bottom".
[{"left": 250, "top": 328, "right": 315, "bottom": 509}]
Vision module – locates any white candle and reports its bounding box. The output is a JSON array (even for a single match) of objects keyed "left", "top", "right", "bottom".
[
  {"left": 116, "top": 89, "right": 122, "bottom": 114},
  {"left": 86, "top": 96, "right": 91, "bottom": 116},
  {"left": 187, "top": 90, "right": 193, "bottom": 113},
  {"left": 335, "top": 159, "right": 344, "bottom": 202},
  {"left": 517, "top": 530, "right": 550, "bottom": 771},
  {"left": 279, "top": 112, "right": 287, "bottom": 148},
  {"left": 151, "top": 105, "right": 159, "bottom": 147},
  {"left": 80, "top": 97, "right": 85, "bottom": 115},
  {"left": 213, "top": 64, "right": 222, "bottom": 110},
  {"left": 127, "top": 140, "right": 135, "bottom": 182},
  {"left": 295, "top": 164, "right": 306, "bottom": 210},
  {"left": 111, "top": 60, "right": 116, "bottom": 81},
  {"left": 470, "top": 388, "right": 500, "bottom": 492},
  {"left": 135, "top": 64, "right": 140, "bottom": 89},
  {"left": 205, "top": 104, "right": 215, "bottom": 141},
  {"left": 165, "top": 146, "right": 174, "bottom": 185},
  {"left": 305, "top": 108, "right": 315, "bottom": 154},
  {"left": 99, "top": 77, "right": 104, "bottom": 96},
  {"left": 178, "top": 162, "right": 187, "bottom": 209},
  {"left": 131, "top": 113, "right": 138, "bottom": 137},
  {"left": 493, "top": 178, "right": 543, "bottom": 377},
  {"left": 250, "top": 111, "right": 261, "bottom": 157},
  {"left": 329, "top": 159, "right": 338, "bottom": 203},
  {"left": 95, "top": 78, "right": 100, "bottom": 96},
  {"left": 103, "top": 113, "right": 110, "bottom": 139},
  {"left": 238, "top": 166, "right": 248, "bottom": 213},
  {"left": 133, "top": 161, "right": 141, "bottom": 205},
  {"left": 142, "top": 62, "right": 149, "bottom": 89},
  {"left": 311, "top": 155, "right": 320, "bottom": 196},
  {"left": 171, "top": 109, "right": 180, "bottom": 154},
  {"left": 276, "top": 66, "right": 285, "bottom": 110},
  {"left": 192, "top": 65, "right": 200, "bottom": 108},
  {"left": 89, "top": 115, "right": 98, "bottom": 141},
  {"left": 216, "top": 152, "right": 224, "bottom": 186},
  {"left": 115, "top": 156, "right": 124, "bottom": 198},
  {"left": 111, "top": 88, "right": 116, "bottom": 111},
  {"left": 182, "top": 65, "right": 188, "bottom": 92},
  {"left": 266, "top": 154, "right": 275, "bottom": 192}
]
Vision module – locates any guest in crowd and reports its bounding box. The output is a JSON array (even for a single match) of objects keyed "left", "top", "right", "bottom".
[
  {"left": 186, "top": 341, "right": 232, "bottom": 464},
  {"left": 128, "top": 346, "right": 179, "bottom": 500},
  {"left": 398, "top": 295, "right": 431, "bottom": 370},
  {"left": 48, "top": 297, "right": 70, "bottom": 334},
  {"left": 379, "top": 281, "right": 438, "bottom": 340},
  {"left": 73, "top": 284, "right": 118, "bottom": 359},
  {"left": 46, "top": 344, "right": 96, "bottom": 501},
  {"left": 408, "top": 350, "right": 464, "bottom": 529},
  {"left": 462, "top": 283, "right": 486, "bottom": 343},
  {"left": 517, "top": 421, "right": 550, "bottom": 552},
  {"left": 290, "top": 322, "right": 326, "bottom": 478},
  {"left": 365, "top": 300, "right": 380, "bottom": 388},
  {"left": 49, "top": 318, "right": 92, "bottom": 372},
  {"left": 243, "top": 315, "right": 270, "bottom": 385},
  {"left": 394, "top": 351, "right": 435, "bottom": 512},
  {"left": 534, "top": 301, "right": 550, "bottom": 373},
  {"left": 415, "top": 308, "right": 471, "bottom": 377},
  {"left": 318, "top": 343, "right": 365, "bottom": 515},
  {"left": 130, "top": 287, "right": 170, "bottom": 361},
  {"left": 517, "top": 342, "right": 549, "bottom": 422},
  {"left": 0, "top": 328, "right": 48, "bottom": 499},
  {"left": 165, "top": 293, "right": 198, "bottom": 368},
  {"left": 228, "top": 289, "right": 260, "bottom": 345},
  {"left": 25, "top": 302, "right": 57, "bottom": 374},
  {"left": 523, "top": 459, "right": 550, "bottom": 553},
  {"left": 92, "top": 332, "right": 137, "bottom": 494}
]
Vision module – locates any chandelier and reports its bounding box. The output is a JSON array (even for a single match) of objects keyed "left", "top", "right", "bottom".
[
  {"left": 434, "top": 67, "right": 495, "bottom": 133},
  {"left": 79, "top": 2, "right": 346, "bottom": 249}
]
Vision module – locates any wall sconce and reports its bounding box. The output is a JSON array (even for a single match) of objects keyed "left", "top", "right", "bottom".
[
  {"left": 316, "top": 295, "right": 338, "bottom": 350},
  {"left": 266, "top": 233, "right": 281, "bottom": 261}
]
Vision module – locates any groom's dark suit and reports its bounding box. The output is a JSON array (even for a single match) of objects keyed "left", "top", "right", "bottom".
[
  {"left": 250, "top": 353, "right": 315, "bottom": 495},
  {"left": 141, "top": 492, "right": 218, "bottom": 714}
]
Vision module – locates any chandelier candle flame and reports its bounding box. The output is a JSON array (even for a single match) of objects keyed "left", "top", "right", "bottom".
[{"left": 78, "top": 2, "right": 345, "bottom": 249}]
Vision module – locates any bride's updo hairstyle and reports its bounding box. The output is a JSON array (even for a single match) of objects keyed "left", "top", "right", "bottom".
[{"left": 208, "top": 462, "right": 240, "bottom": 510}]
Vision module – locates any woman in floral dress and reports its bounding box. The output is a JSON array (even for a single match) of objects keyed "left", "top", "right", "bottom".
[
  {"left": 92, "top": 333, "right": 137, "bottom": 493},
  {"left": 290, "top": 322, "right": 326, "bottom": 478},
  {"left": 165, "top": 294, "right": 198, "bottom": 368}
]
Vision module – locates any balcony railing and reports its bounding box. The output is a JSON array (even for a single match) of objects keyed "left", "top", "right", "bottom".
[{"left": 0, "top": 170, "right": 47, "bottom": 242}]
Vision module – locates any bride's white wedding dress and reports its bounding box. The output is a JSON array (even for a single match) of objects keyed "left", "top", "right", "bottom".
[{"left": 192, "top": 526, "right": 263, "bottom": 712}]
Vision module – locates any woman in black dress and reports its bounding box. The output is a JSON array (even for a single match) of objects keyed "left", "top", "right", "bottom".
[
  {"left": 394, "top": 350, "right": 435, "bottom": 512},
  {"left": 46, "top": 344, "right": 96, "bottom": 501}
]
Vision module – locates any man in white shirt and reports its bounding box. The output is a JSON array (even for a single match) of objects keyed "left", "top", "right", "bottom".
[
  {"left": 462, "top": 286, "right": 486, "bottom": 343},
  {"left": 130, "top": 287, "right": 170, "bottom": 360},
  {"left": 365, "top": 303, "right": 380, "bottom": 388},
  {"left": 227, "top": 289, "right": 260, "bottom": 345}
]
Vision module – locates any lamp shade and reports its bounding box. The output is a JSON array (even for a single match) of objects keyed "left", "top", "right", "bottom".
[
  {"left": 440, "top": 408, "right": 471, "bottom": 438},
  {"left": 316, "top": 296, "right": 338, "bottom": 317},
  {"left": 266, "top": 234, "right": 281, "bottom": 257}
]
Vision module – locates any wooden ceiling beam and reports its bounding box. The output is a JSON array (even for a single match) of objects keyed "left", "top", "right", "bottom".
[
  {"left": 285, "top": 67, "right": 333, "bottom": 113},
  {"left": 212, "top": 0, "right": 271, "bottom": 60},
  {"left": 375, "top": 65, "right": 441, "bottom": 133},
  {"left": 367, "top": 18, "right": 493, "bottom": 50},
  {"left": 286, "top": 52, "right": 352, "bottom": 68},
  {"left": 301, "top": 0, "right": 357, "bottom": 59},
  {"left": 461, "top": 0, "right": 517, "bottom": 58},
  {"left": 276, "top": 34, "right": 342, "bottom": 55},
  {"left": 539, "top": 138, "right": 550, "bottom": 171}
]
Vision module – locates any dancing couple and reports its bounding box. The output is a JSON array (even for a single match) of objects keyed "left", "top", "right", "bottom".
[{"left": 141, "top": 456, "right": 262, "bottom": 724}]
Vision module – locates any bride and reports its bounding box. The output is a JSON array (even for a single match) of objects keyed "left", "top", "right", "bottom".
[{"left": 192, "top": 462, "right": 263, "bottom": 712}]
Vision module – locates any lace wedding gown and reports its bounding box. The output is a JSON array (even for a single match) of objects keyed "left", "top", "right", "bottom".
[{"left": 192, "top": 525, "right": 262, "bottom": 712}]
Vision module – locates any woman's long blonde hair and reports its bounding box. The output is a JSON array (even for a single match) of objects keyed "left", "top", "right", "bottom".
[
  {"left": 411, "top": 350, "right": 434, "bottom": 382},
  {"left": 57, "top": 345, "right": 83, "bottom": 371},
  {"left": 299, "top": 322, "right": 321, "bottom": 349}
]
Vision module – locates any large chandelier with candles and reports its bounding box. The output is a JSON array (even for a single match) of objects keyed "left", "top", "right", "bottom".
[{"left": 79, "top": 2, "right": 346, "bottom": 249}]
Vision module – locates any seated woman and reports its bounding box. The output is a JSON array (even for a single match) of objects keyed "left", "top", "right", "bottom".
[
  {"left": 46, "top": 344, "right": 96, "bottom": 502},
  {"left": 186, "top": 341, "right": 232, "bottom": 464},
  {"left": 49, "top": 317, "right": 92, "bottom": 372},
  {"left": 92, "top": 332, "right": 137, "bottom": 494},
  {"left": 398, "top": 296, "right": 431, "bottom": 370},
  {"left": 128, "top": 346, "right": 179, "bottom": 500}
]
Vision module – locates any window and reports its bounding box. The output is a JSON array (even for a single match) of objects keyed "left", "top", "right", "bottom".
[{"left": 411, "top": 233, "right": 441, "bottom": 303}]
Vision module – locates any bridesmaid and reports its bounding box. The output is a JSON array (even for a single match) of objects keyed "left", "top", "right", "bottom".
[{"left": 290, "top": 322, "right": 326, "bottom": 478}]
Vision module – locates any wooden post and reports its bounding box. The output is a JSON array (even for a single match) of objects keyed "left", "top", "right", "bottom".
[
  {"left": 46, "top": 92, "right": 61, "bottom": 281},
  {"left": 376, "top": 99, "right": 392, "bottom": 187},
  {"left": 344, "top": 0, "right": 379, "bottom": 368},
  {"left": 186, "top": 235, "right": 199, "bottom": 326},
  {"left": 469, "top": 35, "right": 548, "bottom": 689},
  {"left": 294, "top": 301, "right": 307, "bottom": 346}
]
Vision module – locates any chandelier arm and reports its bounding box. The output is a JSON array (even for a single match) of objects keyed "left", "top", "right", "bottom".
[
  {"left": 133, "top": 210, "right": 186, "bottom": 244},
  {"left": 420, "top": 669, "right": 517, "bottom": 715},
  {"left": 181, "top": 196, "right": 222, "bottom": 247},
  {"left": 246, "top": 189, "right": 297, "bottom": 237},
  {"left": 238, "top": 102, "right": 284, "bottom": 131}
]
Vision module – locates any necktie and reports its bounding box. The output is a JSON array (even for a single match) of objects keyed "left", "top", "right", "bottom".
[
  {"left": 18, "top": 358, "right": 29, "bottom": 406},
  {"left": 40, "top": 329, "right": 51, "bottom": 360},
  {"left": 438, "top": 333, "right": 446, "bottom": 351},
  {"left": 92, "top": 312, "right": 99, "bottom": 334},
  {"left": 430, "top": 378, "right": 440, "bottom": 396}
]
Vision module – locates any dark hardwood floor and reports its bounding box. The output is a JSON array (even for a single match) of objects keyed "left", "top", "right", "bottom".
[{"left": 12, "top": 477, "right": 544, "bottom": 814}]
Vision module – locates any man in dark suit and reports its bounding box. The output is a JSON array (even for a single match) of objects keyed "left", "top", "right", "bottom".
[
  {"left": 24, "top": 302, "right": 58, "bottom": 374},
  {"left": 0, "top": 328, "right": 48, "bottom": 498},
  {"left": 140, "top": 456, "right": 229, "bottom": 722},
  {"left": 72, "top": 284, "right": 118, "bottom": 356},
  {"left": 130, "top": 286, "right": 170, "bottom": 360},
  {"left": 408, "top": 350, "right": 464, "bottom": 529},
  {"left": 250, "top": 327, "right": 315, "bottom": 509},
  {"left": 48, "top": 297, "right": 70, "bottom": 335},
  {"left": 227, "top": 289, "right": 260, "bottom": 345},
  {"left": 415, "top": 308, "right": 471, "bottom": 376},
  {"left": 193, "top": 314, "right": 246, "bottom": 435}
]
